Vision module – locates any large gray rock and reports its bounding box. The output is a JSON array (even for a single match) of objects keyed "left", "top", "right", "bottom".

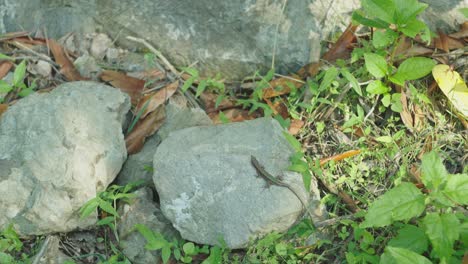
[
  {"left": 153, "top": 118, "right": 324, "bottom": 249},
  {"left": 0, "top": 81, "right": 130, "bottom": 235},
  {"left": 1, "top": 0, "right": 465, "bottom": 81}
]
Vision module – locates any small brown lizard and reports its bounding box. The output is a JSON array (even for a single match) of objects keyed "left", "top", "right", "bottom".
[{"left": 250, "top": 156, "right": 315, "bottom": 221}]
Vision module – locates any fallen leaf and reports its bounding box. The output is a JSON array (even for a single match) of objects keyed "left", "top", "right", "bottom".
[
  {"left": 136, "top": 80, "right": 178, "bottom": 119},
  {"left": 288, "top": 119, "right": 304, "bottom": 135},
  {"left": 320, "top": 149, "right": 361, "bottom": 166},
  {"left": 0, "top": 104, "right": 8, "bottom": 117},
  {"left": 432, "top": 64, "right": 468, "bottom": 118},
  {"left": 100, "top": 70, "right": 145, "bottom": 105},
  {"left": 399, "top": 90, "right": 415, "bottom": 131},
  {"left": 322, "top": 23, "right": 358, "bottom": 62},
  {"left": 49, "top": 39, "right": 87, "bottom": 81},
  {"left": 0, "top": 31, "right": 29, "bottom": 42},
  {"left": 209, "top": 108, "right": 256, "bottom": 124},
  {"left": 125, "top": 104, "right": 166, "bottom": 154},
  {"left": 0, "top": 61, "right": 14, "bottom": 79},
  {"left": 449, "top": 21, "right": 468, "bottom": 39},
  {"left": 262, "top": 74, "right": 304, "bottom": 99},
  {"left": 200, "top": 92, "right": 235, "bottom": 113},
  {"left": 264, "top": 97, "right": 289, "bottom": 118}
]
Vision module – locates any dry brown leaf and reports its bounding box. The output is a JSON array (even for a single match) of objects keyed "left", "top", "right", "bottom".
[
  {"left": 209, "top": 108, "right": 256, "bottom": 124},
  {"left": 264, "top": 98, "right": 289, "bottom": 118},
  {"left": 49, "top": 39, "right": 87, "bottom": 81},
  {"left": 449, "top": 21, "right": 468, "bottom": 39},
  {"left": 434, "top": 31, "right": 450, "bottom": 52},
  {"left": 0, "top": 31, "right": 29, "bottom": 42},
  {"left": 262, "top": 74, "right": 304, "bottom": 99},
  {"left": 0, "top": 104, "right": 8, "bottom": 117},
  {"left": 100, "top": 70, "right": 145, "bottom": 105},
  {"left": 413, "top": 104, "right": 424, "bottom": 132},
  {"left": 288, "top": 119, "right": 304, "bottom": 135},
  {"left": 400, "top": 90, "right": 415, "bottom": 131},
  {"left": 200, "top": 92, "right": 235, "bottom": 113},
  {"left": 125, "top": 104, "right": 166, "bottom": 154},
  {"left": 9, "top": 36, "right": 47, "bottom": 46},
  {"left": 136, "top": 80, "right": 179, "bottom": 119},
  {"left": 322, "top": 23, "right": 358, "bottom": 62},
  {"left": 0, "top": 61, "right": 14, "bottom": 79}
]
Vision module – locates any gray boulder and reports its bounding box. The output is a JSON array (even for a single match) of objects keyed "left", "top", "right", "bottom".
[
  {"left": 153, "top": 118, "right": 324, "bottom": 249},
  {"left": 0, "top": 81, "right": 130, "bottom": 235}
]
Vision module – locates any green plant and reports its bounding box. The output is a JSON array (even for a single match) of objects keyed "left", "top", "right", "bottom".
[
  {"left": 181, "top": 67, "right": 226, "bottom": 100},
  {"left": 134, "top": 224, "right": 229, "bottom": 263},
  {"left": 360, "top": 150, "right": 467, "bottom": 263},
  {"left": 0, "top": 224, "right": 23, "bottom": 264},
  {"left": 236, "top": 69, "right": 276, "bottom": 117},
  {"left": 80, "top": 182, "right": 142, "bottom": 242},
  {"left": 0, "top": 59, "right": 35, "bottom": 103}
]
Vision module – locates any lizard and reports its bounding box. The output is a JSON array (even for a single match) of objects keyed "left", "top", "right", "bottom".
[{"left": 250, "top": 155, "right": 316, "bottom": 221}]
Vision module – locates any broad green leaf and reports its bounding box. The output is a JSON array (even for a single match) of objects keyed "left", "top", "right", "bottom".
[
  {"left": 364, "top": 53, "right": 388, "bottom": 78},
  {"left": 182, "top": 67, "right": 199, "bottom": 77},
  {"left": 422, "top": 213, "right": 460, "bottom": 260},
  {"left": 460, "top": 8, "right": 468, "bottom": 18},
  {"left": 392, "top": 57, "right": 435, "bottom": 82},
  {"left": 375, "top": 136, "right": 392, "bottom": 143},
  {"left": 388, "top": 225, "right": 428, "bottom": 254},
  {"left": 162, "top": 245, "right": 172, "bottom": 263},
  {"left": 301, "top": 170, "right": 312, "bottom": 194},
  {"left": 390, "top": 93, "right": 402, "bottom": 113},
  {"left": 0, "top": 80, "right": 12, "bottom": 93},
  {"left": 97, "top": 216, "right": 115, "bottom": 226},
  {"left": 361, "top": 182, "right": 425, "bottom": 228},
  {"left": 183, "top": 242, "right": 196, "bottom": 255},
  {"left": 393, "top": 0, "right": 428, "bottom": 25},
  {"left": 421, "top": 151, "right": 447, "bottom": 191},
  {"left": 341, "top": 68, "right": 362, "bottom": 96},
  {"left": 0, "top": 53, "right": 13, "bottom": 60},
  {"left": 382, "top": 94, "right": 391, "bottom": 107},
  {"left": 288, "top": 161, "right": 308, "bottom": 173},
  {"left": 319, "top": 67, "right": 338, "bottom": 92},
  {"left": 352, "top": 11, "right": 389, "bottom": 28},
  {"left": 195, "top": 79, "right": 207, "bottom": 97},
  {"left": 399, "top": 19, "right": 428, "bottom": 38},
  {"left": 275, "top": 242, "right": 288, "bottom": 256},
  {"left": 181, "top": 77, "right": 195, "bottom": 92},
  {"left": 372, "top": 30, "right": 397, "bottom": 48},
  {"left": 380, "top": 247, "right": 432, "bottom": 264},
  {"left": 13, "top": 61, "right": 26, "bottom": 87},
  {"left": 366, "top": 80, "right": 389, "bottom": 95},
  {"left": 442, "top": 173, "right": 468, "bottom": 205},
  {"left": 361, "top": 0, "right": 396, "bottom": 24},
  {"left": 79, "top": 198, "right": 100, "bottom": 218},
  {"left": 0, "top": 252, "right": 14, "bottom": 263}
]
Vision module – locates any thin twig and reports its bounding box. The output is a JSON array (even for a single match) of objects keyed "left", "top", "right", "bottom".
[
  {"left": 271, "top": 0, "right": 288, "bottom": 69},
  {"left": 32, "top": 236, "right": 51, "bottom": 264},
  {"left": 126, "top": 36, "right": 181, "bottom": 76}
]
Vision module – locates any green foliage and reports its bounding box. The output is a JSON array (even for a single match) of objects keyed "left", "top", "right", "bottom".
[
  {"left": 181, "top": 67, "right": 225, "bottom": 98},
  {"left": 361, "top": 151, "right": 468, "bottom": 263},
  {"left": 79, "top": 182, "right": 142, "bottom": 241},
  {"left": 135, "top": 224, "right": 228, "bottom": 264},
  {"left": 0, "top": 225, "right": 23, "bottom": 264},
  {"left": 0, "top": 59, "right": 35, "bottom": 103}
]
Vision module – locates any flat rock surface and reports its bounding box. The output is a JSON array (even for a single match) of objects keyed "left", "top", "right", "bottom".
[
  {"left": 153, "top": 118, "right": 324, "bottom": 249},
  {"left": 0, "top": 81, "right": 130, "bottom": 235}
]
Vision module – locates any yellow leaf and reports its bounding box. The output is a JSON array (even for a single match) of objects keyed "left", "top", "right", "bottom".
[{"left": 432, "top": 64, "right": 468, "bottom": 118}]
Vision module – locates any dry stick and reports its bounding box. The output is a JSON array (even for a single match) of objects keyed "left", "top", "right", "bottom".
[
  {"left": 32, "top": 236, "right": 51, "bottom": 264},
  {"left": 126, "top": 36, "right": 181, "bottom": 77}
]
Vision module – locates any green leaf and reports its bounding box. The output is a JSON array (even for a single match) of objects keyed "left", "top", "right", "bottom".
[
  {"left": 399, "top": 19, "right": 428, "bottom": 38},
  {"left": 0, "top": 80, "right": 13, "bottom": 93},
  {"left": 79, "top": 198, "right": 100, "bottom": 218},
  {"left": 422, "top": 213, "right": 460, "bottom": 260},
  {"left": 372, "top": 30, "right": 397, "bottom": 48},
  {"left": 13, "top": 61, "right": 26, "bottom": 87},
  {"left": 382, "top": 94, "right": 391, "bottom": 107},
  {"left": 282, "top": 131, "right": 301, "bottom": 152},
  {"left": 390, "top": 93, "right": 402, "bottom": 113},
  {"left": 364, "top": 53, "right": 388, "bottom": 78},
  {"left": 134, "top": 224, "right": 167, "bottom": 251},
  {"left": 352, "top": 11, "right": 389, "bottom": 28},
  {"left": 0, "top": 53, "right": 13, "bottom": 60},
  {"left": 18, "top": 86, "right": 34, "bottom": 97},
  {"left": 375, "top": 136, "right": 392, "bottom": 143},
  {"left": 361, "top": 182, "right": 425, "bottom": 228},
  {"left": 341, "top": 68, "right": 362, "bottom": 96},
  {"left": 0, "top": 252, "right": 14, "bottom": 264},
  {"left": 161, "top": 245, "right": 172, "bottom": 264},
  {"left": 421, "top": 151, "right": 447, "bottom": 191},
  {"left": 319, "top": 67, "right": 338, "bottom": 91},
  {"left": 388, "top": 225, "right": 428, "bottom": 254},
  {"left": 195, "top": 79, "right": 207, "bottom": 98},
  {"left": 380, "top": 247, "right": 432, "bottom": 264},
  {"left": 181, "top": 77, "right": 195, "bottom": 93},
  {"left": 183, "top": 242, "right": 196, "bottom": 255},
  {"left": 366, "top": 80, "right": 389, "bottom": 95},
  {"left": 392, "top": 57, "right": 435, "bottom": 82},
  {"left": 97, "top": 198, "right": 118, "bottom": 217},
  {"left": 182, "top": 67, "right": 199, "bottom": 77},
  {"left": 393, "top": 0, "right": 428, "bottom": 26},
  {"left": 275, "top": 242, "right": 288, "bottom": 256},
  {"left": 288, "top": 161, "right": 308, "bottom": 173},
  {"left": 460, "top": 8, "right": 468, "bottom": 18},
  {"left": 97, "top": 216, "right": 115, "bottom": 226},
  {"left": 361, "top": 0, "right": 396, "bottom": 24},
  {"left": 442, "top": 173, "right": 468, "bottom": 205}
]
